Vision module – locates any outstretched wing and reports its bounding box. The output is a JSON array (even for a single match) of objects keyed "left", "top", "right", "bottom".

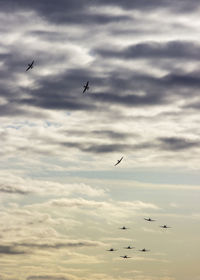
[
  {"left": 115, "top": 157, "right": 123, "bottom": 166},
  {"left": 26, "top": 65, "right": 31, "bottom": 71},
  {"left": 83, "top": 81, "right": 89, "bottom": 93},
  {"left": 26, "top": 60, "right": 34, "bottom": 71}
]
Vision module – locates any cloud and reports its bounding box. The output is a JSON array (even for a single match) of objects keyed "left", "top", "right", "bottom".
[
  {"left": 15, "top": 239, "right": 103, "bottom": 250},
  {"left": 158, "top": 137, "right": 200, "bottom": 151},
  {"left": 0, "top": 245, "right": 25, "bottom": 255},
  {"left": 0, "top": 184, "right": 30, "bottom": 195},
  {"left": 95, "top": 40, "right": 200, "bottom": 60},
  {"left": 27, "top": 276, "right": 69, "bottom": 280}
]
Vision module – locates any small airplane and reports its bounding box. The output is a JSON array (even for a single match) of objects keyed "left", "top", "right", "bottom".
[
  {"left": 144, "top": 218, "right": 156, "bottom": 222},
  {"left": 120, "top": 255, "right": 131, "bottom": 259},
  {"left": 120, "top": 226, "right": 129, "bottom": 230},
  {"left": 124, "top": 246, "right": 134, "bottom": 249},
  {"left": 106, "top": 248, "right": 117, "bottom": 252},
  {"left": 139, "top": 248, "right": 150, "bottom": 252},
  {"left": 26, "top": 60, "right": 34, "bottom": 71},
  {"left": 160, "top": 225, "right": 171, "bottom": 229},
  {"left": 83, "top": 81, "right": 89, "bottom": 93},
  {"left": 115, "top": 156, "right": 123, "bottom": 166}
]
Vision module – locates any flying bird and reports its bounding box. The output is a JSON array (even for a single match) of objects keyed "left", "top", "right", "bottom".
[
  {"left": 83, "top": 81, "right": 89, "bottom": 93},
  {"left": 115, "top": 156, "right": 123, "bottom": 166},
  {"left": 26, "top": 60, "right": 34, "bottom": 71},
  {"left": 106, "top": 248, "right": 117, "bottom": 252},
  {"left": 139, "top": 248, "right": 150, "bottom": 252},
  {"left": 120, "top": 255, "right": 131, "bottom": 259},
  {"left": 160, "top": 225, "right": 171, "bottom": 229},
  {"left": 120, "top": 226, "right": 129, "bottom": 230},
  {"left": 144, "top": 218, "right": 156, "bottom": 222},
  {"left": 124, "top": 246, "right": 134, "bottom": 249}
]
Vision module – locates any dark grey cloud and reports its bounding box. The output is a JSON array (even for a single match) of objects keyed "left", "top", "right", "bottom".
[
  {"left": 0, "top": 0, "right": 131, "bottom": 25},
  {"left": 91, "top": 130, "right": 133, "bottom": 140},
  {"left": 91, "top": 91, "right": 164, "bottom": 107},
  {"left": 27, "top": 276, "right": 69, "bottom": 280},
  {"left": 13, "top": 69, "right": 166, "bottom": 113},
  {"left": 17, "top": 240, "right": 100, "bottom": 249},
  {"left": 0, "top": 184, "right": 29, "bottom": 195},
  {"left": 60, "top": 136, "right": 200, "bottom": 154},
  {"left": 95, "top": 41, "right": 200, "bottom": 61},
  {"left": 0, "top": 103, "right": 47, "bottom": 118},
  {"left": 2, "top": 36, "right": 200, "bottom": 117},
  {"left": 0, "top": 245, "right": 25, "bottom": 255},
  {"left": 158, "top": 137, "right": 200, "bottom": 151},
  {"left": 1, "top": 0, "right": 199, "bottom": 26},
  {"left": 60, "top": 140, "right": 155, "bottom": 154},
  {"left": 0, "top": 240, "right": 101, "bottom": 257},
  {"left": 14, "top": 65, "right": 200, "bottom": 115},
  {"left": 64, "top": 129, "right": 135, "bottom": 140},
  {"left": 183, "top": 101, "right": 200, "bottom": 110}
]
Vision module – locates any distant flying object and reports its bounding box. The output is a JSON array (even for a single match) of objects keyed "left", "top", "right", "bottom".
[
  {"left": 144, "top": 218, "right": 156, "bottom": 222},
  {"left": 120, "top": 226, "right": 129, "bottom": 230},
  {"left": 139, "top": 248, "right": 150, "bottom": 252},
  {"left": 26, "top": 60, "right": 34, "bottom": 71},
  {"left": 115, "top": 156, "right": 123, "bottom": 166},
  {"left": 107, "top": 248, "right": 117, "bottom": 252},
  {"left": 160, "top": 225, "right": 171, "bottom": 229},
  {"left": 124, "top": 246, "right": 134, "bottom": 249},
  {"left": 120, "top": 255, "right": 131, "bottom": 259},
  {"left": 83, "top": 81, "right": 89, "bottom": 93}
]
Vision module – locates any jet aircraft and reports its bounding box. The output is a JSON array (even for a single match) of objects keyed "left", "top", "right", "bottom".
[
  {"left": 83, "top": 81, "right": 89, "bottom": 93},
  {"left": 115, "top": 156, "right": 123, "bottom": 166},
  {"left": 26, "top": 60, "right": 34, "bottom": 71}
]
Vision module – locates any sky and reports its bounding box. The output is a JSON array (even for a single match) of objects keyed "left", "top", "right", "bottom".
[{"left": 0, "top": 1, "right": 200, "bottom": 280}]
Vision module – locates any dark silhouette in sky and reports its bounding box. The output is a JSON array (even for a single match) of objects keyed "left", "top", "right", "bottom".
[
  {"left": 144, "top": 218, "right": 156, "bottom": 222},
  {"left": 115, "top": 156, "right": 123, "bottom": 166},
  {"left": 83, "top": 81, "right": 89, "bottom": 93},
  {"left": 26, "top": 60, "right": 34, "bottom": 71}
]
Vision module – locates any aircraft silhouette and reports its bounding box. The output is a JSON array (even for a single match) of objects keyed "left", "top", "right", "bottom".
[
  {"left": 139, "top": 248, "right": 150, "bottom": 252},
  {"left": 124, "top": 246, "right": 134, "bottom": 249},
  {"left": 26, "top": 60, "right": 34, "bottom": 71},
  {"left": 160, "top": 225, "right": 171, "bottom": 228},
  {"left": 144, "top": 218, "right": 156, "bottom": 222},
  {"left": 120, "top": 226, "right": 129, "bottom": 230},
  {"left": 83, "top": 81, "right": 89, "bottom": 93},
  {"left": 115, "top": 156, "right": 123, "bottom": 166},
  {"left": 120, "top": 255, "right": 131, "bottom": 259},
  {"left": 106, "top": 248, "right": 117, "bottom": 251}
]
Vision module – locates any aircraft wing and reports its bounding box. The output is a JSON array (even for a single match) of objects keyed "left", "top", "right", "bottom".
[{"left": 26, "top": 65, "right": 31, "bottom": 71}]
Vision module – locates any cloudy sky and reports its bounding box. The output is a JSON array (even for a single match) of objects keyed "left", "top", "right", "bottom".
[{"left": 0, "top": 1, "right": 200, "bottom": 280}]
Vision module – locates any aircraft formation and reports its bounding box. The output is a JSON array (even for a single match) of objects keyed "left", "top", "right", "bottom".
[
  {"left": 26, "top": 60, "right": 172, "bottom": 260},
  {"left": 106, "top": 218, "right": 171, "bottom": 259}
]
